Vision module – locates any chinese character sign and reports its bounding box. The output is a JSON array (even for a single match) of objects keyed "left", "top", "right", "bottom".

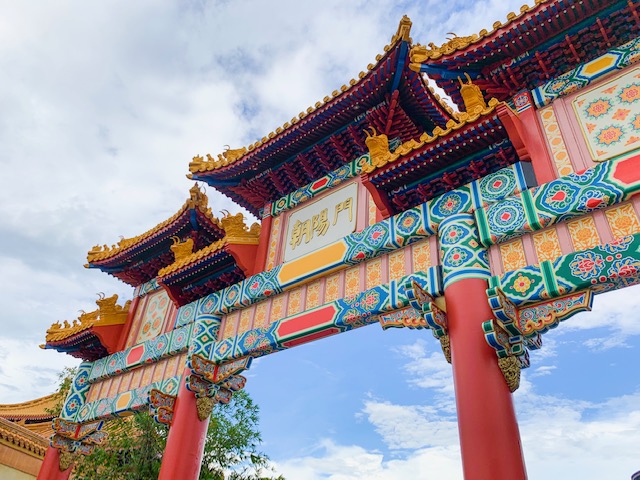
[{"left": 284, "top": 183, "right": 358, "bottom": 262}]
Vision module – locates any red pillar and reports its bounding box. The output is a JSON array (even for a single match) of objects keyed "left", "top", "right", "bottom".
[
  {"left": 158, "top": 368, "right": 210, "bottom": 480},
  {"left": 36, "top": 447, "right": 73, "bottom": 480},
  {"left": 115, "top": 295, "right": 140, "bottom": 351},
  {"left": 497, "top": 95, "right": 556, "bottom": 184},
  {"left": 255, "top": 213, "right": 273, "bottom": 273},
  {"left": 445, "top": 278, "right": 527, "bottom": 480}
]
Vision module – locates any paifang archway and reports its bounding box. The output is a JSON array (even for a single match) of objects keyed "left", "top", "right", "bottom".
[{"left": 37, "top": 5, "right": 640, "bottom": 480}]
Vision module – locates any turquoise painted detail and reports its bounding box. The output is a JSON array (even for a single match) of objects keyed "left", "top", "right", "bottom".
[
  {"left": 88, "top": 324, "right": 194, "bottom": 383},
  {"left": 439, "top": 213, "right": 491, "bottom": 288},
  {"left": 476, "top": 158, "right": 635, "bottom": 246},
  {"left": 203, "top": 268, "right": 443, "bottom": 365},
  {"left": 60, "top": 362, "right": 93, "bottom": 422},
  {"left": 75, "top": 375, "right": 182, "bottom": 423},
  {"left": 488, "top": 233, "right": 640, "bottom": 306}
]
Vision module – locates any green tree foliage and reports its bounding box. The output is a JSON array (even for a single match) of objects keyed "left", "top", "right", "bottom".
[
  {"left": 45, "top": 366, "right": 77, "bottom": 417},
  {"left": 69, "top": 389, "right": 283, "bottom": 480}
]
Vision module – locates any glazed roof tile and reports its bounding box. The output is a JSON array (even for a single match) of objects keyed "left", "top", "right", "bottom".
[
  {"left": 0, "top": 393, "right": 59, "bottom": 421},
  {"left": 0, "top": 417, "right": 49, "bottom": 456}
]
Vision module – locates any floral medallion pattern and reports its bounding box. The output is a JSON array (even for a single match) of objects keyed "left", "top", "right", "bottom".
[{"left": 573, "top": 67, "right": 640, "bottom": 161}]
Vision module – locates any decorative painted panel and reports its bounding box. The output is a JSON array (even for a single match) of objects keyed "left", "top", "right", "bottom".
[
  {"left": 573, "top": 67, "right": 640, "bottom": 162},
  {"left": 134, "top": 279, "right": 160, "bottom": 298},
  {"left": 500, "top": 239, "right": 527, "bottom": 272},
  {"left": 368, "top": 194, "right": 377, "bottom": 226},
  {"left": 306, "top": 281, "right": 322, "bottom": 309},
  {"left": 135, "top": 290, "right": 172, "bottom": 344},
  {"left": 175, "top": 300, "right": 198, "bottom": 327},
  {"left": 605, "top": 202, "right": 640, "bottom": 238},
  {"left": 489, "top": 233, "right": 640, "bottom": 306},
  {"left": 540, "top": 106, "right": 574, "bottom": 176},
  {"left": 532, "top": 229, "right": 563, "bottom": 263},
  {"left": 222, "top": 312, "right": 239, "bottom": 339},
  {"left": 238, "top": 307, "right": 254, "bottom": 335},
  {"left": 411, "top": 239, "right": 431, "bottom": 272},
  {"left": 476, "top": 154, "right": 640, "bottom": 246},
  {"left": 254, "top": 302, "right": 269, "bottom": 329},
  {"left": 60, "top": 362, "right": 92, "bottom": 422},
  {"left": 266, "top": 215, "right": 281, "bottom": 270},
  {"left": 366, "top": 257, "right": 382, "bottom": 289},
  {"left": 270, "top": 295, "right": 285, "bottom": 323},
  {"left": 287, "top": 288, "right": 303, "bottom": 316},
  {"left": 439, "top": 213, "right": 491, "bottom": 287},
  {"left": 344, "top": 266, "right": 361, "bottom": 298},
  {"left": 325, "top": 274, "right": 341, "bottom": 302},
  {"left": 567, "top": 216, "right": 601, "bottom": 251},
  {"left": 388, "top": 250, "right": 406, "bottom": 281}
]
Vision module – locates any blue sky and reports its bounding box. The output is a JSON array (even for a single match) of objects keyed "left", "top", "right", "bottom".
[{"left": 0, "top": 1, "right": 639, "bottom": 478}]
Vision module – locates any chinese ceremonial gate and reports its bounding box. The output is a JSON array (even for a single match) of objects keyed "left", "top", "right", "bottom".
[{"left": 38, "top": 2, "right": 640, "bottom": 479}]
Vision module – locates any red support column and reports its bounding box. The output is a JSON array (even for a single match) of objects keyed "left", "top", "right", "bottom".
[
  {"left": 36, "top": 447, "right": 73, "bottom": 480},
  {"left": 445, "top": 278, "right": 527, "bottom": 480},
  {"left": 158, "top": 368, "right": 210, "bottom": 480},
  {"left": 497, "top": 94, "right": 556, "bottom": 184},
  {"left": 254, "top": 213, "right": 273, "bottom": 273}
]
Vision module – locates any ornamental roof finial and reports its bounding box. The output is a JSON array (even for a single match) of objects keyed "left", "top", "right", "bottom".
[
  {"left": 393, "top": 15, "right": 412, "bottom": 43},
  {"left": 458, "top": 73, "right": 487, "bottom": 114}
]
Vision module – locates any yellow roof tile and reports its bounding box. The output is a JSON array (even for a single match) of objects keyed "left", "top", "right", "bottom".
[
  {"left": 0, "top": 417, "right": 49, "bottom": 456},
  {"left": 0, "top": 393, "right": 59, "bottom": 420}
]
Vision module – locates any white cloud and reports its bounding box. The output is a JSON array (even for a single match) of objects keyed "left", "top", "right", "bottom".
[
  {"left": 361, "top": 400, "right": 459, "bottom": 450},
  {"left": 529, "top": 365, "right": 557, "bottom": 378},
  {"left": 394, "top": 339, "right": 455, "bottom": 398},
  {"left": 274, "top": 439, "right": 463, "bottom": 480},
  {"left": 557, "top": 285, "right": 640, "bottom": 350},
  {"left": 0, "top": 337, "right": 79, "bottom": 403}
]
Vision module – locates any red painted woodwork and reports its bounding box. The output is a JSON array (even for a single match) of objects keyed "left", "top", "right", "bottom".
[
  {"left": 158, "top": 368, "right": 210, "bottom": 480},
  {"left": 360, "top": 173, "right": 393, "bottom": 219},
  {"left": 612, "top": 153, "right": 640, "bottom": 185},
  {"left": 36, "top": 447, "right": 73, "bottom": 480},
  {"left": 497, "top": 99, "right": 556, "bottom": 184},
  {"left": 254, "top": 214, "right": 273, "bottom": 274},
  {"left": 445, "top": 278, "right": 527, "bottom": 480},
  {"left": 276, "top": 304, "right": 337, "bottom": 337},
  {"left": 225, "top": 243, "right": 260, "bottom": 276},
  {"left": 92, "top": 324, "right": 124, "bottom": 355},
  {"left": 115, "top": 295, "right": 139, "bottom": 351}
]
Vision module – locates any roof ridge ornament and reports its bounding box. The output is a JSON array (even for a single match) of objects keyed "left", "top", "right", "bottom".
[
  {"left": 392, "top": 15, "right": 412, "bottom": 43},
  {"left": 170, "top": 236, "right": 195, "bottom": 263},
  {"left": 220, "top": 211, "right": 261, "bottom": 242},
  {"left": 459, "top": 73, "right": 487, "bottom": 114},
  {"left": 43, "top": 294, "right": 130, "bottom": 344},
  {"left": 189, "top": 145, "right": 248, "bottom": 174},
  {"left": 362, "top": 127, "right": 394, "bottom": 173}
]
